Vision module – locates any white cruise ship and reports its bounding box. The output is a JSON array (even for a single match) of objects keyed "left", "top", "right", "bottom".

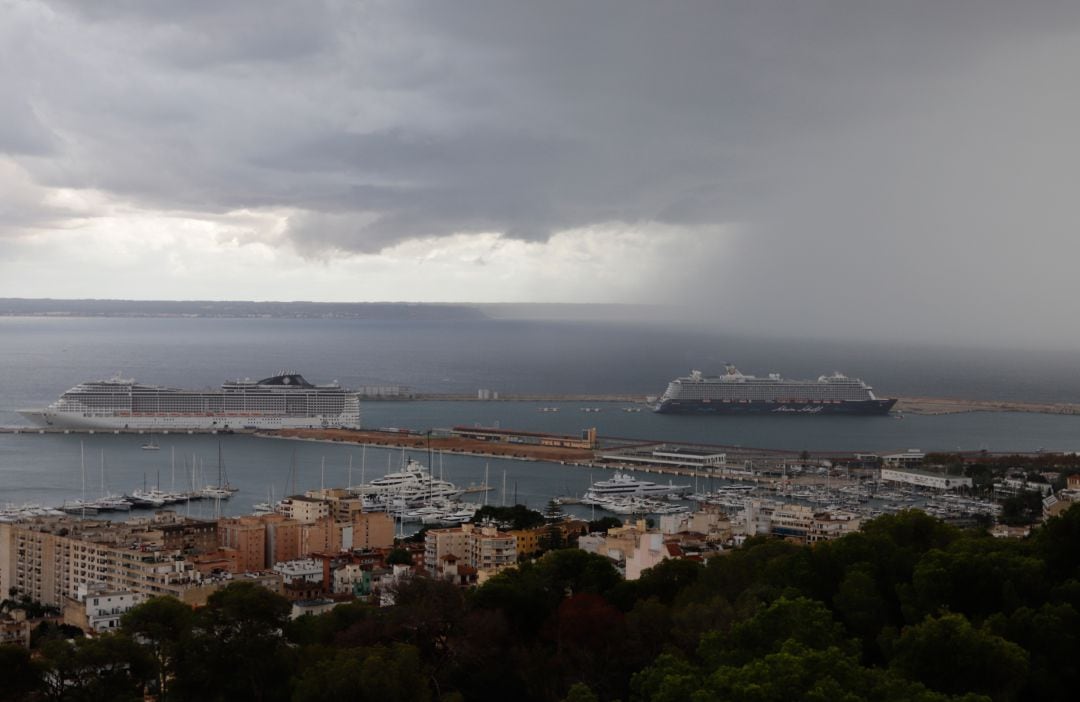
[{"left": 19, "top": 372, "right": 361, "bottom": 431}]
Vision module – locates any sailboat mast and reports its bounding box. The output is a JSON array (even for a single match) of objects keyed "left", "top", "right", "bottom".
[{"left": 80, "top": 441, "right": 86, "bottom": 517}]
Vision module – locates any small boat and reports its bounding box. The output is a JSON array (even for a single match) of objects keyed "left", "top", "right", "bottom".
[
  {"left": 61, "top": 500, "right": 99, "bottom": 515},
  {"left": 141, "top": 438, "right": 160, "bottom": 451},
  {"left": 201, "top": 442, "right": 239, "bottom": 500}
]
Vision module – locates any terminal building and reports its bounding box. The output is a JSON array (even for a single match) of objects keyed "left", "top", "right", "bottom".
[
  {"left": 881, "top": 449, "right": 926, "bottom": 467},
  {"left": 880, "top": 467, "right": 972, "bottom": 491},
  {"left": 600, "top": 444, "right": 726, "bottom": 470}
]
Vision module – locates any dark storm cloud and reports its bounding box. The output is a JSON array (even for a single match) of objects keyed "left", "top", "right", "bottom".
[
  {"left": 11, "top": 0, "right": 1071, "bottom": 241},
  {"left": 49, "top": 0, "right": 334, "bottom": 67},
  {"left": 6, "top": 1, "right": 1080, "bottom": 342}
]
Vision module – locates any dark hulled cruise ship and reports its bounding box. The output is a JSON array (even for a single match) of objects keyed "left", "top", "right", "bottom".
[{"left": 654, "top": 365, "right": 896, "bottom": 415}]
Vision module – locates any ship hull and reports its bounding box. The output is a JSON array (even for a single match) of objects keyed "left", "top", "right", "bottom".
[
  {"left": 17, "top": 410, "right": 359, "bottom": 431},
  {"left": 654, "top": 398, "right": 897, "bottom": 415}
]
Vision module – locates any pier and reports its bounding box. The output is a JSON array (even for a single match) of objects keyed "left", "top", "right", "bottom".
[
  {"left": 398, "top": 393, "right": 1080, "bottom": 416},
  {"left": 0, "top": 427, "right": 254, "bottom": 435}
]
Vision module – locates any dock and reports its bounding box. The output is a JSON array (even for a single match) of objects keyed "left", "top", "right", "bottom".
[{"left": 0, "top": 427, "right": 254, "bottom": 435}]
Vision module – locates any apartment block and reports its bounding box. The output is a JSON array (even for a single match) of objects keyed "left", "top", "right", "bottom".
[
  {"left": 424, "top": 523, "right": 516, "bottom": 575},
  {"left": 219, "top": 516, "right": 268, "bottom": 571},
  {"left": 0, "top": 516, "right": 222, "bottom": 609},
  {"left": 277, "top": 496, "right": 331, "bottom": 524}
]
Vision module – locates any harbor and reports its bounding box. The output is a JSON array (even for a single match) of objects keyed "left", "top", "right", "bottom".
[{"left": 0, "top": 416, "right": 1020, "bottom": 532}]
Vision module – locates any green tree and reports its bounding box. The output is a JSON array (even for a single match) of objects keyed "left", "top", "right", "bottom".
[
  {"left": 472, "top": 504, "right": 546, "bottom": 530},
  {"left": 292, "top": 644, "right": 431, "bottom": 702},
  {"left": 541, "top": 521, "right": 565, "bottom": 551},
  {"left": 620, "top": 556, "right": 702, "bottom": 606},
  {"left": 704, "top": 640, "right": 979, "bottom": 702},
  {"left": 889, "top": 612, "right": 1028, "bottom": 701},
  {"left": 30, "top": 620, "right": 84, "bottom": 649},
  {"left": 699, "top": 596, "right": 852, "bottom": 668},
  {"left": 833, "top": 564, "right": 889, "bottom": 660},
  {"left": 73, "top": 633, "right": 155, "bottom": 701},
  {"left": 909, "top": 540, "right": 1046, "bottom": 623},
  {"left": 286, "top": 601, "right": 373, "bottom": 648},
  {"left": 587, "top": 516, "right": 622, "bottom": 533},
  {"left": 563, "top": 682, "right": 599, "bottom": 702},
  {"left": 1036, "top": 503, "right": 1080, "bottom": 580},
  {"left": 546, "top": 593, "right": 626, "bottom": 697},
  {"left": 999, "top": 491, "right": 1043, "bottom": 525},
  {"left": 0, "top": 644, "right": 44, "bottom": 701},
  {"left": 532, "top": 548, "right": 622, "bottom": 598},
  {"left": 386, "top": 547, "right": 413, "bottom": 566},
  {"left": 387, "top": 576, "right": 466, "bottom": 664},
  {"left": 37, "top": 634, "right": 153, "bottom": 702},
  {"left": 173, "top": 582, "right": 293, "bottom": 702},
  {"left": 630, "top": 652, "right": 703, "bottom": 702},
  {"left": 121, "top": 595, "right": 194, "bottom": 700},
  {"left": 986, "top": 603, "right": 1080, "bottom": 701}
]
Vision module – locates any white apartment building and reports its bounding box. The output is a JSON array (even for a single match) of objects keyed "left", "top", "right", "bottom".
[{"left": 424, "top": 524, "right": 516, "bottom": 575}]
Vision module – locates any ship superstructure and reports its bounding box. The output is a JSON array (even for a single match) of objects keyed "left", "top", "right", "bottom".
[
  {"left": 352, "top": 459, "right": 464, "bottom": 505},
  {"left": 655, "top": 365, "right": 896, "bottom": 415},
  {"left": 20, "top": 372, "right": 361, "bottom": 430},
  {"left": 584, "top": 472, "right": 692, "bottom": 500}
]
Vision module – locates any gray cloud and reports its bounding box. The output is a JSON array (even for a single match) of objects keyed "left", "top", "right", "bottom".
[{"left": 4, "top": 1, "right": 1080, "bottom": 343}]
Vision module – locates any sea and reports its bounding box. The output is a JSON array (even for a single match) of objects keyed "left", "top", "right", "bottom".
[{"left": 2, "top": 315, "right": 1079, "bottom": 516}]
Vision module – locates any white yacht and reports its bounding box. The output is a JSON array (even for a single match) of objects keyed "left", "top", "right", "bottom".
[
  {"left": 353, "top": 459, "right": 463, "bottom": 506},
  {"left": 584, "top": 472, "right": 692, "bottom": 501}
]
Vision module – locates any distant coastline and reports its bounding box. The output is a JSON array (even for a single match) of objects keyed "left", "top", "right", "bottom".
[
  {"left": 0, "top": 298, "right": 488, "bottom": 320},
  {"left": 0, "top": 298, "right": 661, "bottom": 322},
  {"left": 409, "top": 393, "right": 1080, "bottom": 416},
  {"left": 399, "top": 388, "right": 1080, "bottom": 414},
  {"left": 894, "top": 396, "right": 1080, "bottom": 416}
]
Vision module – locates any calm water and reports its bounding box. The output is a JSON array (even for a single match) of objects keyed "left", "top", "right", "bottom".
[
  {"left": 2, "top": 316, "right": 1079, "bottom": 511},
  {"left": 0, "top": 432, "right": 601, "bottom": 517}
]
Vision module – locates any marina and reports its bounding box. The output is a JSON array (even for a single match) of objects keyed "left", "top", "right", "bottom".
[{"left": 0, "top": 420, "right": 1010, "bottom": 533}]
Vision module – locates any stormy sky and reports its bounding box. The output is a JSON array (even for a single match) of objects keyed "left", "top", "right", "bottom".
[{"left": 2, "top": 1, "right": 1080, "bottom": 345}]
